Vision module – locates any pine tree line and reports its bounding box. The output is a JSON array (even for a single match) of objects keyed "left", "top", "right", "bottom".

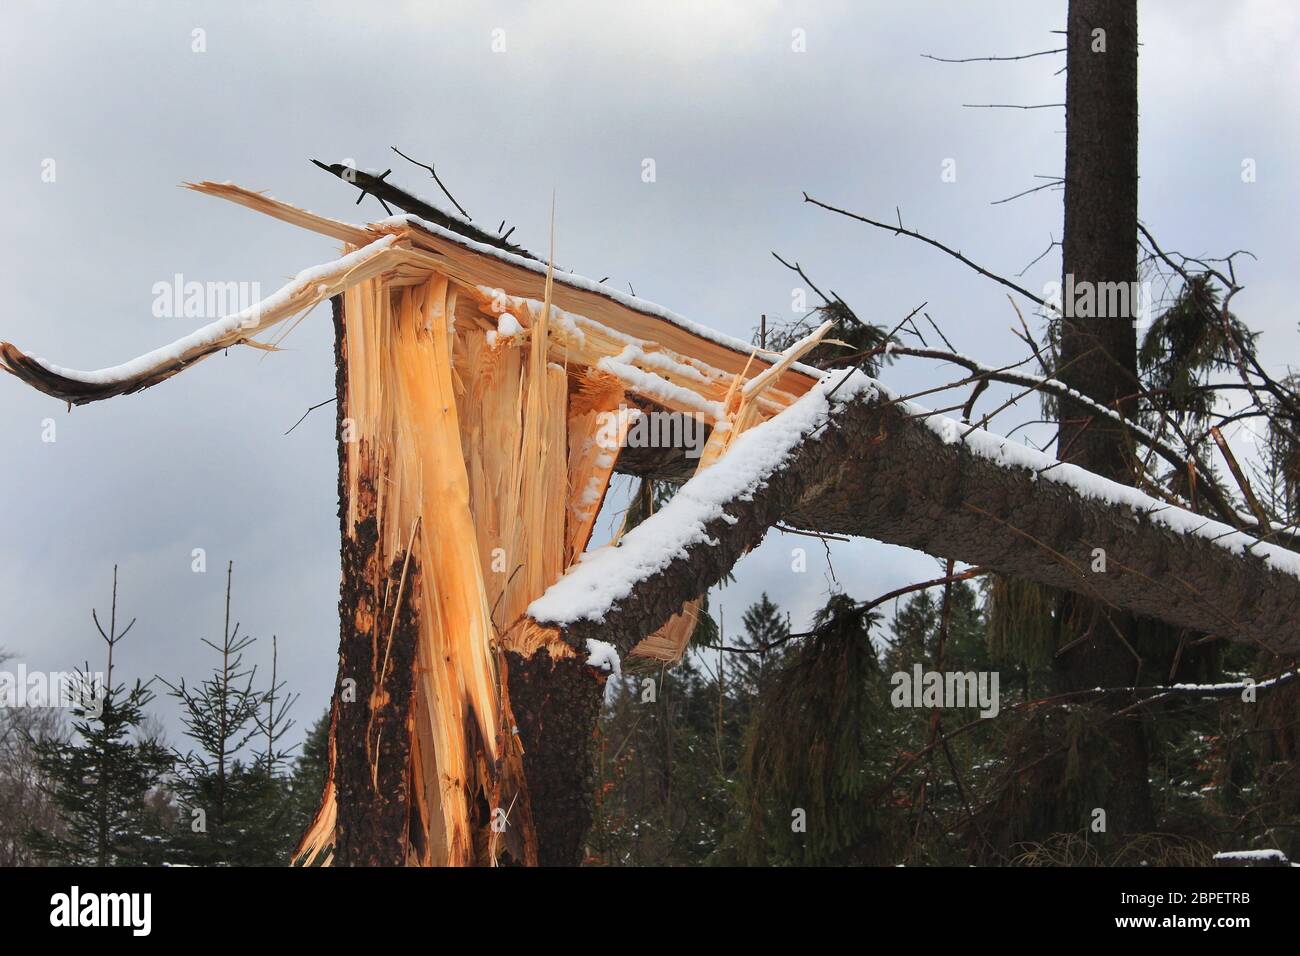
[
  {"left": 6, "top": 560, "right": 1295, "bottom": 867},
  {"left": 1, "top": 564, "right": 330, "bottom": 867},
  {"left": 590, "top": 573, "right": 1300, "bottom": 866}
]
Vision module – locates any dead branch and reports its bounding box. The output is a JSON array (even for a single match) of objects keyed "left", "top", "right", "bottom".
[
  {"left": 991, "top": 178, "right": 1063, "bottom": 206},
  {"left": 921, "top": 49, "right": 1065, "bottom": 63},
  {"left": 961, "top": 102, "right": 1065, "bottom": 110},
  {"left": 311, "top": 159, "right": 539, "bottom": 261},
  {"left": 802, "top": 193, "right": 1046, "bottom": 306},
  {"left": 285, "top": 397, "right": 336, "bottom": 436},
  {"left": 390, "top": 145, "right": 473, "bottom": 220},
  {"left": 876, "top": 343, "right": 1270, "bottom": 537}
]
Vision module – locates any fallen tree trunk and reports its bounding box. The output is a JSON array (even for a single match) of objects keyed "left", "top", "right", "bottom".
[{"left": 532, "top": 372, "right": 1300, "bottom": 658}]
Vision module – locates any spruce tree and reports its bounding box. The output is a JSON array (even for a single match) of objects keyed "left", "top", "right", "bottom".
[
  {"left": 731, "top": 593, "right": 789, "bottom": 702},
  {"left": 883, "top": 590, "right": 937, "bottom": 675},
  {"left": 26, "top": 567, "right": 172, "bottom": 866},
  {"left": 161, "top": 562, "right": 295, "bottom": 865},
  {"left": 739, "top": 592, "right": 896, "bottom": 864}
]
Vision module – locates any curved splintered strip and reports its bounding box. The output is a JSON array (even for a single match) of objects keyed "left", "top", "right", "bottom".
[{"left": 0, "top": 236, "right": 400, "bottom": 405}]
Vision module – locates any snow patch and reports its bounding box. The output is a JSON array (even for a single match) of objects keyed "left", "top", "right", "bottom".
[
  {"left": 585, "top": 639, "right": 622, "bottom": 676},
  {"left": 379, "top": 213, "right": 819, "bottom": 379},
  {"left": 497, "top": 313, "right": 523, "bottom": 338},
  {"left": 1212, "top": 849, "right": 1289, "bottom": 862},
  {"left": 596, "top": 356, "right": 726, "bottom": 421},
  {"left": 899, "top": 389, "right": 1300, "bottom": 581}
]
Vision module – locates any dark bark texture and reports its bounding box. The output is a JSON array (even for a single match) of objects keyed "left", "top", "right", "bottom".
[
  {"left": 1053, "top": 0, "right": 1151, "bottom": 833},
  {"left": 1058, "top": 0, "right": 1142, "bottom": 470},
  {"left": 545, "top": 390, "right": 1300, "bottom": 659},
  {"left": 504, "top": 649, "right": 606, "bottom": 866}
]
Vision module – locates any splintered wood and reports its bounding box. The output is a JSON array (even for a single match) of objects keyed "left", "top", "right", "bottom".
[
  {"left": 626, "top": 319, "right": 834, "bottom": 664},
  {"left": 296, "top": 264, "right": 818, "bottom": 864},
  {"left": 0, "top": 180, "right": 822, "bottom": 865},
  {"left": 302, "top": 275, "right": 501, "bottom": 866},
  {"left": 132, "top": 183, "right": 822, "bottom": 866}
]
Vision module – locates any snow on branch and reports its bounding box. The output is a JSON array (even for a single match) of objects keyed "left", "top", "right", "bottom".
[
  {"left": 531, "top": 364, "right": 1300, "bottom": 656},
  {"left": 529, "top": 369, "right": 878, "bottom": 626},
  {"left": 0, "top": 236, "right": 400, "bottom": 405}
]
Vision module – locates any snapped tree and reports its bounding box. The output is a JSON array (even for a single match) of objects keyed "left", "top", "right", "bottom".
[{"left": 4, "top": 1, "right": 1297, "bottom": 864}]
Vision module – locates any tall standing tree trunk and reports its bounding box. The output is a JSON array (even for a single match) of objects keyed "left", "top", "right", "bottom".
[{"left": 1053, "top": 0, "right": 1154, "bottom": 834}]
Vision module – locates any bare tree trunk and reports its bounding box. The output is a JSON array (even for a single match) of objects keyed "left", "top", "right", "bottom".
[{"left": 1054, "top": 0, "right": 1153, "bottom": 834}]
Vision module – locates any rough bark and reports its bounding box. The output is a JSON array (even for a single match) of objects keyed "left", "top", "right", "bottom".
[
  {"left": 1057, "top": 0, "right": 1142, "bottom": 469},
  {"left": 332, "top": 523, "right": 422, "bottom": 865},
  {"left": 541, "top": 390, "right": 1300, "bottom": 659},
  {"left": 504, "top": 649, "right": 607, "bottom": 866},
  {"left": 1054, "top": 0, "right": 1151, "bottom": 833}
]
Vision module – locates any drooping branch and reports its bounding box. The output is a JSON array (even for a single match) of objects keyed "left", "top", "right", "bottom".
[
  {"left": 1139, "top": 221, "right": 1300, "bottom": 427},
  {"left": 0, "top": 235, "right": 402, "bottom": 405}
]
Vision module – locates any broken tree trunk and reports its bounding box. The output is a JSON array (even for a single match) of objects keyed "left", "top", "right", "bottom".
[
  {"left": 311, "top": 278, "right": 531, "bottom": 866},
  {"left": 275, "top": 207, "right": 820, "bottom": 864},
  {"left": 4, "top": 180, "right": 1297, "bottom": 866},
  {"left": 326, "top": 297, "right": 419, "bottom": 866},
  {"left": 532, "top": 374, "right": 1300, "bottom": 661},
  {"left": 503, "top": 647, "right": 604, "bottom": 866},
  {"left": 0, "top": 181, "right": 825, "bottom": 865}
]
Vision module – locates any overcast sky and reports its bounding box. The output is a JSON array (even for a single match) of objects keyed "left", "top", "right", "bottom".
[{"left": 2, "top": 1, "right": 1296, "bottom": 752}]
